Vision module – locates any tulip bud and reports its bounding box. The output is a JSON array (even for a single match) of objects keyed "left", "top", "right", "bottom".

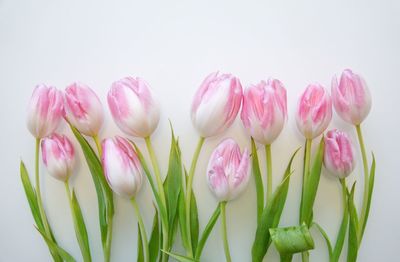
[
  {"left": 206, "top": 138, "right": 250, "bottom": 202},
  {"left": 26, "top": 84, "right": 64, "bottom": 138},
  {"left": 41, "top": 134, "right": 75, "bottom": 181},
  {"left": 108, "top": 77, "right": 160, "bottom": 138},
  {"left": 296, "top": 84, "right": 332, "bottom": 139},
  {"left": 191, "top": 72, "right": 243, "bottom": 137},
  {"left": 241, "top": 78, "right": 287, "bottom": 144},
  {"left": 101, "top": 136, "right": 143, "bottom": 198},
  {"left": 331, "top": 69, "right": 372, "bottom": 125},
  {"left": 64, "top": 83, "right": 104, "bottom": 136},
  {"left": 324, "top": 129, "right": 356, "bottom": 178}
]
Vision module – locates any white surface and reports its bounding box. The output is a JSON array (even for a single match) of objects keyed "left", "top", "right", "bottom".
[{"left": 0, "top": 0, "right": 399, "bottom": 261}]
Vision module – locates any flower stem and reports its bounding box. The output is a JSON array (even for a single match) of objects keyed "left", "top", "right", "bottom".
[
  {"left": 265, "top": 144, "right": 272, "bottom": 203},
  {"left": 93, "top": 135, "right": 102, "bottom": 156},
  {"left": 300, "top": 139, "right": 312, "bottom": 224},
  {"left": 220, "top": 201, "right": 232, "bottom": 262},
  {"left": 355, "top": 124, "right": 369, "bottom": 242},
  {"left": 185, "top": 136, "right": 205, "bottom": 256},
  {"left": 144, "top": 136, "right": 168, "bottom": 262},
  {"left": 131, "top": 198, "right": 150, "bottom": 262}
]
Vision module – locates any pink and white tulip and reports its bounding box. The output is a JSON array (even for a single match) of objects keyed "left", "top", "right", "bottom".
[
  {"left": 241, "top": 78, "right": 287, "bottom": 145},
  {"left": 64, "top": 83, "right": 104, "bottom": 136},
  {"left": 206, "top": 138, "right": 251, "bottom": 202},
  {"left": 324, "top": 129, "right": 356, "bottom": 178},
  {"left": 101, "top": 136, "right": 143, "bottom": 198},
  {"left": 296, "top": 84, "right": 332, "bottom": 139},
  {"left": 41, "top": 134, "right": 75, "bottom": 181},
  {"left": 191, "top": 72, "right": 243, "bottom": 137},
  {"left": 108, "top": 77, "right": 160, "bottom": 138},
  {"left": 26, "top": 84, "right": 64, "bottom": 138},
  {"left": 331, "top": 69, "right": 372, "bottom": 125}
]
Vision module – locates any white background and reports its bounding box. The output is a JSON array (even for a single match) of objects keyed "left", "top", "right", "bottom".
[{"left": 0, "top": 0, "right": 399, "bottom": 261}]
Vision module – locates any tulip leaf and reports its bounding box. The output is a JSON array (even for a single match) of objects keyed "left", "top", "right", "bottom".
[
  {"left": 160, "top": 250, "right": 198, "bottom": 262},
  {"left": 269, "top": 223, "right": 315, "bottom": 255},
  {"left": 251, "top": 138, "right": 264, "bottom": 224},
  {"left": 190, "top": 190, "right": 199, "bottom": 253},
  {"left": 347, "top": 183, "right": 359, "bottom": 262},
  {"left": 251, "top": 149, "right": 299, "bottom": 262},
  {"left": 360, "top": 153, "right": 376, "bottom": 239},
  {"left": 71, "top": 190, "right": 92, "bottom": 262},
  {"left": 194, "top": 203, "right": 221, "bottom": 260},
  {"left": 35, "top": 226, "right": 76, "bottom": 262},
  {"left": 70, "top": 125, "right": 113, "bottom": 248},
  {"left": 312, "top": 222, "right": 333, "bottom": 260},
  {"left": 149, "top": 208, "right": 160, "bottom": 262},
  {"left": 301, "top": 137, "right": 325, "bottom": 226},
  {"left": 178, "top": 188, "right": 190, "bottom": 252},
  {"left": 137, "top": 223, "right": 144, "bottom": 262}
]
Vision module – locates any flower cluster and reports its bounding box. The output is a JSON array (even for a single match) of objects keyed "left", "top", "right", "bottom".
[{"left": 20, "top": 69, "right": 375, "bottom": 262}]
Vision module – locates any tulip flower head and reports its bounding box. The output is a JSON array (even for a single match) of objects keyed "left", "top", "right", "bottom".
[
  {"left": 324, "top": 129, "right": 356, "bottom": 178},
  {"left": 296, "top": 84, "right": 332, "bottom": 139},
  {"left": 331, "top": 69, "right": 372, "bottom": 125},
  {"left": 26, "top": 84, "right": 64, "bottom": 138},
  {"left": 206, "top": 138, "right": 251, "bottom": 202},
  {"left": 64, "top": 83, "right": 104, "bottom": 136},
  {"left": 191, "top": 72, "right": 243, "bottom": 138},
  {"left": 41, "top": 134, "right": 75, "bottom": 181},
  {"left": 108, "top": 77, "right": 160, "bottom": 138},
  {"left": 241, "top": 78, "right": 287, "bottom": 144},
  {"left": 101, "top": 136, "right": 143, "bottom": 198}
]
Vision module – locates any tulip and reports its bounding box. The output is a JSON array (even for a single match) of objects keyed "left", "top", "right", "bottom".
[
  {"left": 331, "top": 69, "right": 372, "bottom": 125},
  {"left": 64, "top": 82, "right": 104, "bottom": 136},
  {"left": 191, "top": 72, "right": 243, "bottom": 138},
  {"left": 296, "top": 84, "right": 332, "bottom": 139},
  {"left": 41, "top": 134, "right": 75, "bottom": 181},
  {"left": 108, "top": 77, "right": 160, "bottom": 138},
  {"left": 206, "top": 138, "right": 251, "bottom": 202},
  {"left": 26, "top": 84, "right": 64, "bottom": 138},
  {"left": 101, "top": 136, "right": 143, "bottom": 198},
  {"left": 324, "top": 129, "right": 356, "bottom": 178},
  {"left": 241, "top": 78, "right": 287, "bottom": 145}
]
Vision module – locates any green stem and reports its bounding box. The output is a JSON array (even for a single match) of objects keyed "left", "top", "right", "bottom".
[
  {"left": 131, "top": 198, "right": 150, "bottom": 262},
  {"left": 104, "top": 214, "right": 113, "bottom": 262},
  {"left": 93, "top": 135, "right": 102, "bottom": 156},
  {"left": 185, "top": 137, "right": 205, "bottom": 256},
  {"left": 265, "top": 144, "right": 272, "bottom": 203},
  {"left": 300, "top": 139, "right": 312, "bottom": 224},
  {"left": 280, "top": 253, "right": 293, "bottom": 262},
  {"left": 340, "top": 179, "right": 347, "bottom": 216},
  {"left": 144, "top": 136, "right": 168, "bottom": 262},
  {"left": 355, "top": 124, "right": 369, "bottom": 241},
  {"left": 220, "top": 202, "right": 232, "bottom": 262},
  {"left": 301, "top": 251, "right": 309, "bottom": 262}
]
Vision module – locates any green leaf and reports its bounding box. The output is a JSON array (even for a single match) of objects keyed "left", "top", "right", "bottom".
[
  {"left": 35, "top": 226, "right": 76, "bottom": 262},
  {"left": 312, "top": 222, "right": 332, "bottom": 260},
  {"left": 194, "top": 203, "right": 221, "bottom": 260},
  {"left": 71, "top": 190, "right": 92, "bottom": 262},
  {"left": 149, "top": 209, "right": 160, "bottom": 262},
  {"left": 160, "top": 250, "right": 198, "bottom": 262},
  {"left": 251, "top": 138, "right": 264, "bottom": 224},
  {"left": 20, "top": 161, "right": 44, "bottom": 231},
  {"left": 251, "top": 149, "right": 299, "bottom": 262},
  {"left": 137, "top": 223, "right": 144, "bottom": 262},
  {"left": 190, "top": 190, "right": 199, "bottom": 253},
  {"left": 347, "top": 183, "right": 359, "bottom": 262},
  {"left": 70, "top": 125, "right": 113, "bottom": 247},
  {"left": 360, "top": 153, "right": 376, "bottom": 239},
  {"left": 178, "top": 189, "right": 190, "bottom": 251},
  {"left": 301, "top": 137, "right": 325, "bottom": 226},
  {"left": 269, "top": 223, "right": 314, "bottom": 255}
]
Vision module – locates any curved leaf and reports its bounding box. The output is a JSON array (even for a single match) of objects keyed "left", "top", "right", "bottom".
[
  {"left": 347, "top": 183, "right": 359, "bottom": 262},
  {"left": 251, "top": 138, "right": 264, "bottom": 224},
  {"left": 270, "top": 223, "right": 314, "bottom": 255},
  {"left": 312, "top": 222, "right": 332, "bottom": 260}
]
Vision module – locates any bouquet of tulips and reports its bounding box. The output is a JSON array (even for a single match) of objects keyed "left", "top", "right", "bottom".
[{"left": 20, "top": 69, "right": 375, "bottom": 262}]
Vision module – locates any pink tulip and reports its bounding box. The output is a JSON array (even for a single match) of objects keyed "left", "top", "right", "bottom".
[
  {"left": 108, "top": 77, "right": 160, "bottom": 138},
  {"left": 331, "top": 69, "right": 372, "bottom": 125},
  {"left": 64, "top": 83, "right": 104, "bottom": 136},
  {"left": 324, "top": 129, "right": 356, "bottom": 178},
  {"left": 206, "top": 138, "right": 250, "bottom": 202},
  {"left": 41, "top": 134, "right": 75, "bottom": 181},
  {"left": 241, "top": 78, "right": 287, "bottom": 144},
  {"left": 191, "top": 72, "right": 243, "bottom": 137},
  {"left": 296, "top": 84, "right": 332, "bottom": 139},
  {"left": 101, "top": 136, "right": 143, "bottom": 198},
  {"left": 26, "top": 84, "right": 64, "bottom": 138}
]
